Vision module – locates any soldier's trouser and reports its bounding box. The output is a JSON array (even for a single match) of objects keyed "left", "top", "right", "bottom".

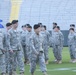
[
  {"left": 43, "top": 45, "right": 49, "bottom": 61},
  {"left": 30, "top": 53, "right": 47, "bottom": 74},
  {"left": 53, "top": 45, "right": 62, "bottom": 61},
  {"left": 22, "top": 46, "right": 27, "bottom": 61},
  {"left": 26, "top": 46, "right": 31, "bottom": 62},
  {"left": 8, "top": 51, "right": 14, "bottom": 73},
  {"left": 69, "top": 45, "right": 76, "bottom": 59},
  {"left": 8, "top": 50, "right": 24, "bottom": 73},
  {"left": 0, "top": 54, "right": 6, "bottom": 74},
  {"left": 13, "top": 50, "right": 24, "bottom": 73},
  {"left": 5, "top": 51, "right": 9, "bottom": 73}
]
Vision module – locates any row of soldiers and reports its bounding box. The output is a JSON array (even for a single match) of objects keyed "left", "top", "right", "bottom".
[
  {"left": 0, "top": 20, "right": 76, "bottom": 75},
  {"left": 52, "top": 23, "right": 76, "bottom": 63}
]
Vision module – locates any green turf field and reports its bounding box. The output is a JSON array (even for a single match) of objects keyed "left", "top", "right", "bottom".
[{"left": 19, "top": 47, "right": 76, "bottom": 75}]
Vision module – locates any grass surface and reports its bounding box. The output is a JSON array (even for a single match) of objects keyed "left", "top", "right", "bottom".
[{"left": 18, "top": 47, "right": 76, "bottom": 75}]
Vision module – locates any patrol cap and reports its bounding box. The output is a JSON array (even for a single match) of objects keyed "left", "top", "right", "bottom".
[
  {"left": 38, "top": 23, "right": 43, "bottom": 27},
  {"left": 22, "top": 25, "right": 26, "bottom": 28},
  {"left": 27, "top": 25, "right": 32, "bottom": 28},
  {"left": 33, "top": 24, "right": 40, "bottom": 29},
  {"left": 70, "top": 24, "right": 75, "bottom": 27},
  {"left": 6, "top": 23, "right": 12, "bottom": 27},
  {"left": 53, "top": 22, "right": 57, "bottom": 25},
  {"left": 12, "top": 20, "right": 18, "bottom": 24},
  {"left": 38, "top": 23, "right": 42, "bottom": 25},
  {"left": 26, "top": 24, "right": 30, "bottom": 27},
  {"left": 54, "top": 26, "right": 60, "bottom": 30}
]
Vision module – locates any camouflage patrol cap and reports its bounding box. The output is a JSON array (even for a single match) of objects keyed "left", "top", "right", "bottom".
[
  {"left": 54, "top": 26, "right": 60, "bottom": 30},
  {"left": 12, "top": 20, "right": 18, "bottom": 24},
  {"left": 33, "top": 24, "right": 40, "bottom": 29},
  {"left": 53, "top": 22, "right": 57, "bottom": 25},
  {"left": 6, "top": 23, "right": 12, "bottom": 27},
  {"left": 70, "top": 24, "right": 75, "bottom": 27}
]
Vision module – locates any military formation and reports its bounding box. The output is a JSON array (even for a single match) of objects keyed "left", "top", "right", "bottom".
[{"left": 0, "top": 20, "right": 76, "bottom": 75}]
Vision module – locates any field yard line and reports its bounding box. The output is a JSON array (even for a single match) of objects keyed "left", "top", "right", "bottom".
[{"left": 36, "top": 67, "right": 76, "bottom": 72}]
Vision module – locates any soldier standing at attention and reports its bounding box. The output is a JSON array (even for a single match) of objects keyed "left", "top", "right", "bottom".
[
  {"left": 21, "top": 25, "right": 27, "bottom": 63},
  {"left": 4, "top": 23, "right": 12, "bottom": 74},
  {"left": 8, "top": 20, "right": 24, "bottom": 75},
  {"left": 51, "top": 22, "right": 57, "bottom": 62},
  {"left": 25, "top": 25, "right": 32, "bottom": 64},
  {"left": 30, "top": 24, "right": 47, "bottom": 75},
  {"left": 40, "top": 25, "right": 50, "bottom": 64},
  {"left": 68, "top": 28, "right": 76, "bottom": 63},
  {"left": 51, "top": 26, "right": 64, "bottom": 64}
]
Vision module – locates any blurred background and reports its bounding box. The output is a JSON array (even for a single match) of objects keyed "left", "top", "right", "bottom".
[
  {"left": 0, "top": 0, "right": 76, "bottom": 46},
  {"left": 0, "top": 0, "right": 76, "bottom": 30}
]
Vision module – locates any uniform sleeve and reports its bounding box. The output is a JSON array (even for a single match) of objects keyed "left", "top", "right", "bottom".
[
  {"left": 3, "top": 33, "right": 6, "bottom": 50},
  {"left": 30, "top": 36, "right": 38, "bottom": 55},
  {"left": 49, "top": 34, "right": 53, "bottom": 46},
  {"left": 47, "top": 31, "right": 51, "bottom": 46},
  {"left": 74, "top": 33, "right": 76, "bottom": 47},
  {"left": 8, "top": 31, "right": 12, "bottom": 50},
  {"left": 21, "top": 33, "right": 26, "bottom": 46},
  {"left": 59, "top": 33, "right": 64, "bottom": 47}
]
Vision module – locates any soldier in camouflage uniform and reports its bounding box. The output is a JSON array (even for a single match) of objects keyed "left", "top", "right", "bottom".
[
  {"left": 40, "top": 25, "right": 50, "bottom": 64},
  {"left": 51, "top": 22, "right": 57, "bottom": 62},
  {"left": 4, "top": 23, "right": 12, "bottom": 74},
  {"left": 30, "top": 24, "right": 47, "bottom": 75},
  {"left": 68, "top": 28, "right": 76, "bottom": 63},
  {"left": 51, "top": 26, "right": 64, "bottom": 64},
  {"left": 8, "top": 20, "right": 24, "bottom": 75},
  {"left": 25, "top": 25, "right": 32, "bottom": 64},
  {"left": 21, "top": 25, "right": 27, "bottom": 63},
  {"left": 0, "top": 28, "right": 6, "bottom": 75}
]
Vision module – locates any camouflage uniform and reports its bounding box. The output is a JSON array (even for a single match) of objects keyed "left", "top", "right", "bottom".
[
  {"left": 8, "top": 28, "right": 24, "bottom": 74},
  {"left": 30, "top": 32, "right": 47, "bottom": 74},
  {"left": 3, "top": 31, "right": 10, "bottom": 73},
  {"left": 25, "top": 31, "right": 32, "bottom": 62},
  {"left": 40, "top": 31, "right": 50, "bottom": 61},
  {"left": 0, "top": 30, "right": 6, "bottom": 74},
  {"left": 21, "top": 30, "right": 27, "bottom": 62},
  {"left": 68, "top": 32, "right": 76, "bottom": 59},
  {"left": 51, "top": 31, "right": 64, "bottom": 61}
]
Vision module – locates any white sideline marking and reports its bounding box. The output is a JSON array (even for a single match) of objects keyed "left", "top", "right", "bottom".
[
  {"left": 36, "top": 67, "right": 76, "bottom": 72},
  {"left": 72, "top": 70, "right": 76, "bottom": 72}
]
